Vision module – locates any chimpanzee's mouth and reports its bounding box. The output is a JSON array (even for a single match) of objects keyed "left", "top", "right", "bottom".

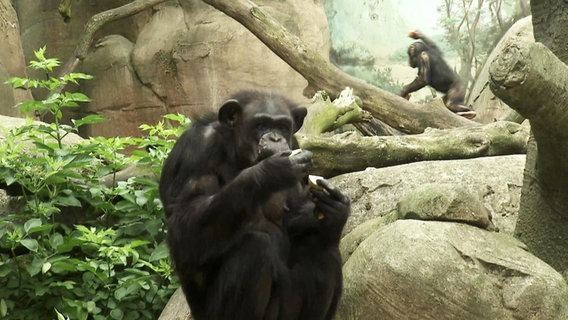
[{"left": 257, "top": 145, "right": 291, "bottom": 161}]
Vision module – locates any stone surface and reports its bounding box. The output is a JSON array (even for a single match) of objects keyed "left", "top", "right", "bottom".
[
  {"left": 338, "top": 220, "right": 568, "bottom": 320},
  {"left": 397, "top": 183, "right": 495, "bottom": 229},
  {"left": 332, "top": 155, "right": 524, "bottom": 236},
  {"left": 0, "top": 0, "right": 32, "bottom": 116}
]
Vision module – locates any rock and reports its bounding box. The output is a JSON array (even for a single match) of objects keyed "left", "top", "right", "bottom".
[
  {"left": 397, "top": 183, "right": 495, "bottom": 230},
  {"left": 76, "top": 34, "right": 163, "bottom": 137},
  {"left": 0, "top": 0, "right": 32, "bottom": 116},
  {"left": 158, "top": 288, "right": 192, "bottom": 320},
  {"left": 0, "top": 115, "right": 83, "bottom": 145},
  {"left": 338, "top": 220, "right": 568, "bottom": 320},
  {"left": 72, "top": 0, "right": 331, "bottom": 138},
  {"left": 331, "top": 155, "right": 524, "bottom": 236}
]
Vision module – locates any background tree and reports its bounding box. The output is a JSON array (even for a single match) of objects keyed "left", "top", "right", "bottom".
[{"left": 438, "top": 0, "right": 530, "bottom": 89}]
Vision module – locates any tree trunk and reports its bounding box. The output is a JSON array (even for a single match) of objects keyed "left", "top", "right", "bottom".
[
  {"left": 530, "top": 0, "right": 568, "bottom": 64},
  {"left": 298, "top": 120, "right": 528, "bottom": 177},
  {"left": 490, "top": 39, "right": 568, "bottom": 276},
  {"left": 200, "top": 0, "right": 476, "bottom": 134}
]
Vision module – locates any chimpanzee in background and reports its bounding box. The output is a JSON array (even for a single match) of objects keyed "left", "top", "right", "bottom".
[
  {"left": 401, "top": 30, "right": 477, "bottom": 119},
  {"left": 159, "top": 90, "right": 350, "bottom": 320}
]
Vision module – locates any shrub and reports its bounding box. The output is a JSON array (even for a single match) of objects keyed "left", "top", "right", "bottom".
[{"left": 0, "top": 47, "right": 186, "bottom": 319}]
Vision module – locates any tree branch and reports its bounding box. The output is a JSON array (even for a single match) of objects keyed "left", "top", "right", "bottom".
[
  {"left": 298, "top": 121, "right": 528, "bottom": 177},
  {"left": 201, "top": 0, "right": 476, "bottom": 134},
  {"left": 490, "top": 41, "right": 568, "bottom": 206},
  {"left": 56, "top": 0, "right": 168, "bottom": 82}
]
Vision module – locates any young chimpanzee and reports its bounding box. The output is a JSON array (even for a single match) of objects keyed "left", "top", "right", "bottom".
[
  {"left": 400, "top": 30, "right": 477, "bottom": 119},
  {"left": 159, "top": 90, "right": 350, "bottom": 320}
]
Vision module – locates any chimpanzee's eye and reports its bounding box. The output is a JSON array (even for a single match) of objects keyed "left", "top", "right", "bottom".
[
  {"left": 256, "top": 123, "right": 269, "bottom": 133},
  {"left": 278, "top": 125, "right": 290, "bottom": 137}
]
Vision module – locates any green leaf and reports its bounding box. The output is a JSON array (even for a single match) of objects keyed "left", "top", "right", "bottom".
[
  {"left": 114, "top": 287, "right": 128, "bottom": 300},
  {"left": 20, "top": 238, "right": 39, "bottom": 252},
  {"left": 0, "top": 265, "right": 11, "bottom": 277},
  {"left": 55, "top": 308, "right": 69, "bottom": 320},
  {"left": 86, "top": 301, "right": 96, "bottom": 313},
  {"left": 3, "top": 173, "right": 16, "bottom": 186},
  {"left": 69, "top": 92, "right": 91, "bottom": 102},
  {"left": 49, "top": 233, "right": 64, "bottom": 250},
  {"left": 0, "top": 299, "right": 6, "bottom": 317},
  {"left": 5, "top": 77, "right": 26, "bottom": 88},
  {"left": 149, "top": 241, "right": 170, "bottom": 262},
  {"left": 51, "top": 261, "right": 79, "bottom": 274},
  {"left": 54, "top": 195, "right": 82, "bottom": 207},
  {"left": 135, "top": 193, "right": 148, "bottom": 207},
  {"left": 73, "top": 114, "right": 107, "bottom": 128},
  {"left": 28, "top": 223, "right": 54, "bottom": 235},
  {"left": 62, "top": 73, "right": 94, "bottom": 83},
  {"left": 26, "top": 256, "right": 43, "bottom": 276},
  {"left": 17, "top": 100, "right": 46, "bottom": 113},
  {"left": 110, "top": 308, "right": 124, "bottom": 319},
  {"left": 33, "top": 46, "right": 46, "bottom": 61},
  {"left": 42, "top": 261, "right": 52, "bottom": 274},
  {"left": 125, "top": 268, "right": 149, "bottom": 276},
  {"left": 129, "top": 240, "right": 150, "bottom": 248},
  {"left": 24, "top": 218, "right": 42, "bottom": 233}
]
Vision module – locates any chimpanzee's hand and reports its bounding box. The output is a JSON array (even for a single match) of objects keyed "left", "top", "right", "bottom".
[
  {"left": 256, "top": 150, "right": 313, "bottom": 192},
  {"left": 408, "top": 30, "right": 423, "bottom": 39},
  {"left": 288, "top": 149, "right": 313, "bottom": 179},
  {"left": 310, "top": 178, "right": 350, "bottom": 239}
]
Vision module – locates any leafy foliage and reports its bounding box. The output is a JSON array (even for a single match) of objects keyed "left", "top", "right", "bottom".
[{"left": 0, "top": 48, "right": 187, "bottom": 319}]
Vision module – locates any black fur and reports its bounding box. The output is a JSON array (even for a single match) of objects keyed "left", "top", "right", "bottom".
[{"left": 159, "top": 90, "right": 349, "bottom": 320}]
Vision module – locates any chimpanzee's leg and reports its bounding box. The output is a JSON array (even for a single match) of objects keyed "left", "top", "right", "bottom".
[{"left": 444, "top": 82, "right": 476, "bottom": 119}]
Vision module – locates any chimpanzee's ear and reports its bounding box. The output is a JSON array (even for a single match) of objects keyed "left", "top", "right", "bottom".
[
  {"left": 218, "top": 99, "right": 243, "bottom": 128},
  {"left": 291, "top": 107, "right": 308, "bottom": 133}
]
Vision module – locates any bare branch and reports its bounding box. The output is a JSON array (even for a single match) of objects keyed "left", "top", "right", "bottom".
[{"left": 56, "top": 0, "right": 168, "bottom": 82}]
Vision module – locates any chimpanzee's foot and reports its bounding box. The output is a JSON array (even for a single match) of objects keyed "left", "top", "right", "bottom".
[{"left": 456, "top": 111, "right": 477, "bottom": 119}]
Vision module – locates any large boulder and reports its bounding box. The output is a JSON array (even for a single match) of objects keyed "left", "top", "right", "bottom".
[
  {"left": 13, "top": 1, "right": 330, "bottom": 137},
  {"left": 75, "top": 34, "right": 163, "bottom": 137},
  {"left": 338, "top": 220, "right": 568, "bottom": 320},
  {"left": 333, "top": 155, "right": 525, "bottom": 236},
  {"left": 161, "top": 0, "right": 329, "bottom": 116},
  {"left": 0, "top": 0, "right": 32, "bottom": 116},
  {"left": 14, "top": 0, "right": 149, "bottom": 70}
]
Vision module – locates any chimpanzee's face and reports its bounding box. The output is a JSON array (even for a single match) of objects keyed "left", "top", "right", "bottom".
[{"left": 218, "top": 92, "right": 307, "bottom": 165}]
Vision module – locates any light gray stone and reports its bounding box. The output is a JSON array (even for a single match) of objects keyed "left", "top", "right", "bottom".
[{"left": 338, "top": 220, "right": 568, "bottom": 320}]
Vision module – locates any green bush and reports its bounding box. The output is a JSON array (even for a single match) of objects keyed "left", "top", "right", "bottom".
[{"left": 0, "top": 48, "right": 186, "bottom": 319}]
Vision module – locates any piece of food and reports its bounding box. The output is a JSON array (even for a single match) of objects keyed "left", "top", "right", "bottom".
[
  {"left": 289, "top": 149, "right": 303, "bottom": 157},
  {"left": 308, "top": 175, "right": 325, "bottom": 190}
]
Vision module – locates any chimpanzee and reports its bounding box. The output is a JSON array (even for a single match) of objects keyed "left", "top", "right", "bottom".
[
  {"left": 284, "top": 178, "right": 349, "bottom": 320},
  {"left": 400, "top": 30, "right": 477, "bottom": 119},
  {"left": 159, "top": 90, "right": 350, "bottom": 320}
]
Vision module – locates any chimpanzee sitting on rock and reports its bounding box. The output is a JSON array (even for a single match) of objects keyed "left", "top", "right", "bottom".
[{"left": 159, "top": 90, "right": 350, "bottom": 320}]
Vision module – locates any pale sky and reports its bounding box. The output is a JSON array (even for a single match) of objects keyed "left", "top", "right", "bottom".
[{"left": 395, "top": 0, "right": 444, "bottom": 35}]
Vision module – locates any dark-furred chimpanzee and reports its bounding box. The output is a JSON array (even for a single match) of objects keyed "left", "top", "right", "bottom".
[
  {"left": 159, "top": 90, "right": 350, "bottom": 320},
  {"left": 401, "top": 30, "right": 477, "bottom": 119}
]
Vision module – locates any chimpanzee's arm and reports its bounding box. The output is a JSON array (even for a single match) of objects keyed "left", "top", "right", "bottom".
[
  {"left": 167, "top": 150, "right": 312, "bottom": 261},
  {"left": 410, "top": 30, "right": 440, "bottom": 52},
  {"left": 196, "top": 151, "right": 312, "bottom": 227},
  {"left": 401, "top": 51, "right": 431, "bottom": 98}
]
